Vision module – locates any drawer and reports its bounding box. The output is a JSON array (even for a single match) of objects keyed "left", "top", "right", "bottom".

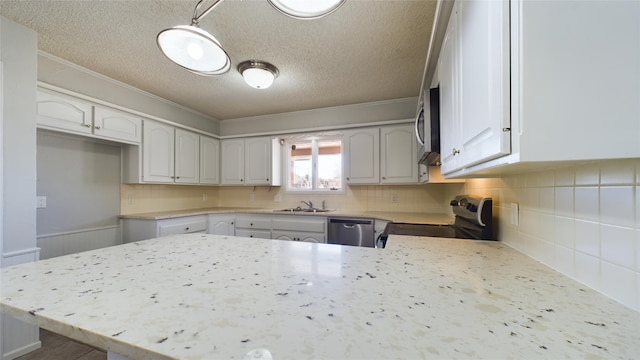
[
  {"left": 235, "top": 229, "right": 271, "bottom": 239},
  {"left": 235, "top": 217, "right": 271, "bottom": 229},
  {"left": 272, "top": 217, "right": 326, "bottom": 233},
  {"left": 158, "top": 216, "right": 207, "bottom": 237}
]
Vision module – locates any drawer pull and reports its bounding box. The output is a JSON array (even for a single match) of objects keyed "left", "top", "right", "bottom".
[
  {"left": 94, "top": 125, "right": 101, "bottom": 130},
  {"left": 185, "top": 227, "right": 190, "bottom": 231}
]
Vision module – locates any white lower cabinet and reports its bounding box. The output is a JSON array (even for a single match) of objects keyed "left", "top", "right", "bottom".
[
  {"left": 271, "top": 216, "right": 326, "bottom": 243},
  {"left": 234, "top": 215, "right": 272, "bottom": 239},
  {"left": 122, "top": 215, "right": 208, "bottom": 243},
  {"left": 207, "top": 214, "right": 235, "bottom": 235}
]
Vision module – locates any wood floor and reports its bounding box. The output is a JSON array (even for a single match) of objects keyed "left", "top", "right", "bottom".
[{"left": 16, "top": 328, "right": 106, "bottom": 360}]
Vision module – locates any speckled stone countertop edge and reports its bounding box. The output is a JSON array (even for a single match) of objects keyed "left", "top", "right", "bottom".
[{"left": 119, "top": 208, "right": 454, "bottom": 224}]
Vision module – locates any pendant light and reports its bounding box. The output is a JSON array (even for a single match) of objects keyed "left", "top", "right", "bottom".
[
  {"left": 238, "top": 60, "right": 279, "bottom": 89},
  {"left": 157, "top": 0, "right": 230, "bottom": 75},
  {"left": 267, "top": 0, "right": 347, "bottom": 19}
]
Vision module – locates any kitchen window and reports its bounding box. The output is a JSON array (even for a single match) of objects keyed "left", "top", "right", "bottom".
[{"left": 285, "top": 135, "right": 342, "bottom": 193}]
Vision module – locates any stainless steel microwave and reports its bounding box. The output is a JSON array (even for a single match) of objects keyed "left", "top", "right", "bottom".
[{"left": 415, "top": 87, "right": 441, "bottom": 165}]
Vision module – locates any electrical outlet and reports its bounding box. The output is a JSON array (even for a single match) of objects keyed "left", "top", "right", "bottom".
[
  {"left": 36, "top": 196, "right": 47, "bottom": 209},
  {"left": 391, "top": 193, "right": 398, "bottom": 203},
  {"left": 202, "top": 193, "right": 208, "bottom": 201},
  {"left": 250, "top": 193, "right": 255, "bottom": 202},
  {"left": 511, "top": 203, "right": 519, "bottom": 226},
  {"left": 126, "top": 194, "right": 135, "bottom": 206},
  {"left": 274, "top": 194, "right": 282, "bottom": 202}
]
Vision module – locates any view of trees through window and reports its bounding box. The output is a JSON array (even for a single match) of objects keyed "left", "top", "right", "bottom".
[{"left": 288, "top": 138, "right": 342, "bottom": 191}]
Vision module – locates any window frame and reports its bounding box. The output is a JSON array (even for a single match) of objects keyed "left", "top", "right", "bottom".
[{"left": 283, "top": 134, "right": 345, "bottom": 195}]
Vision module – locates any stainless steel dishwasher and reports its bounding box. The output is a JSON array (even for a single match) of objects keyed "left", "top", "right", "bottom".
[{"left": 327, "top": 218, "right": 375, "bottom": 247}]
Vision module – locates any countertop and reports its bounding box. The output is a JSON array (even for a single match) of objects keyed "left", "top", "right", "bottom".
[
  {"left": 2, "top": 234, "right": 639, "bottom": 359},
  {"left": 119, "top": 207, "right": 454, "bottom": 225}
]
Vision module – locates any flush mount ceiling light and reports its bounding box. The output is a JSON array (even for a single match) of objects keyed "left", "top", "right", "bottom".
[
  {"left": 267, "top": 0, "right": 347, "bottom": 19},
  {"left": 238, "top": 60, "right": 279, "bottom": 89},
  {"left": 157, "top": 0, "right": 230, "bottom": 75}
]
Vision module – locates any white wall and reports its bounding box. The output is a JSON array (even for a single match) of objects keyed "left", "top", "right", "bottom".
[
  {"left": 36, "top": 131, "right": 122, "bottom": 259},
  {"left": 0, "top": 15, "right": 41, "bottom": 360},
  {"left": 219, "top": 97, "right": 418, "bottom": 137},
  {"left": 37, "top": 52, "right": 221, "bottom": 135}
]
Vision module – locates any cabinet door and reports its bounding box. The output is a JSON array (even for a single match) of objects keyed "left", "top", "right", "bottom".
[
  {"left": 244, "top": 137, "right": 272, "bottom": 185},
  {"left": 380, "top": 125, "right": 418, "bottom": 184},
  {"left": 343, "top": 128, "right": 379, "bottom": 184},
  {"left": 272, "top": 231, "right": 326, "bottom": 243},
  {"left": 93, "top": 106, "right": 142, "bottom": 144},
  {"left": 36, "top": 90, "right": 93, "bottom": 135},
  {"left": 200, "top": 136, "right": 220, "bottom": 185},
  {"left": 457, "top": 0, "right": 510, "bottom": 168},
  {"left": 439, "top": 5, "right": 461, "bottom": 175},
  {"left": 143, "top": 120, "right": 175, "bottom": 182},
  {"left": 208, "top": 215, "right": 235, "bottom": 235},
  {"left": 175, "top": 129, "right": 200, "bottom": 184},
  {"left": 221, "top": 139, "right": 245, "bottom": 185}
]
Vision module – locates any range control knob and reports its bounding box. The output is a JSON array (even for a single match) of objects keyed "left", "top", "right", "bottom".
[{"left": 450, "top": 200, "right": 459, "bottom": 206}]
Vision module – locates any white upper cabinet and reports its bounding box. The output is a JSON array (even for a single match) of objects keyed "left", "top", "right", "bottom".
[
  {"left": 200, "top": 136, "right": 220, "bottom": 185},
  {"left": 220, "top": 139, "right": 245, "bottom": 185},
  {"left": 344, "top": 127, "right": 380, "bottom": 184},
  {"left": 220, "top": 137, "right": 281, "bottom": 186},
  {"left": 36, "top": 89, "right": 141, "bottom": 144},
  {"left": 175, "top": 129, "right": 200, "bottom": 184},
  {"left": 142, "top": 120, "right": 175, "bottom": 183},
  {"left": 380, "top": 125, "right": 418, "bottom": 184},
  {"left": 344, "top": 124, "right": 417, "bottom": 185},
  {"left": 439, "top": 0, "right": 510, "bottom": 175},
  {"left": 141, "top": 121, "right": 200, "bottom": 184},
  {"left": 436, "top": 0, "right": 640, "bottom": 177},
  {"left": 93, "top": 106, "right": 142, "bottom": 144}
]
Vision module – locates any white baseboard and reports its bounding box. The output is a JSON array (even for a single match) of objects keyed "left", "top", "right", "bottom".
[{"left": 1, "top": 340, "right": 41, "bottom": 360}]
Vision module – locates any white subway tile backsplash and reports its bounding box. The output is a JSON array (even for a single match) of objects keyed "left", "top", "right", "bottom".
[
  {"left": 600, "top": 160, "right": 636, "bottom": 185},
  {"left": 575, "top": 220, "right": 599, "bottom": 257},
  {"left": 574, "top": 186, "right": 599, "bottom": 222},
  {"left": 600, "top": 225, "right": 636, "bottom": 269},
  {"left": 555, "top": 168, "right": 575, "bottom": 187},
  {"left": 601, "top": 261, "right": 638, "bottom": 310},
  {"left": 600, "top": 186, "right": 635, "bottom": 228},
  {"left": 575, "top": 165, "right": 600, "bottom": 186},
  {"left": 555, "top": 187, "right": 574, "bottom": 217},
  {"left": 574, "top": 252, "right": 601, "bottom": 290},
  {"left": 464, "top": 159, "right": 640, "bottom": 312},
  {"left": 555, "top": 216, "right": 575, "bottom": 249},
  {"left": 554, "top": 244, "right": 574, "bottom": 277},
  {"left": 539, "top": 188, "right": 555, "bottom": 214}
]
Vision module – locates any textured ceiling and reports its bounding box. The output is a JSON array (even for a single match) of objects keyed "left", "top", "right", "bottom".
[{"left": 0, "top": 0, "right": 436, "bottom": 120}]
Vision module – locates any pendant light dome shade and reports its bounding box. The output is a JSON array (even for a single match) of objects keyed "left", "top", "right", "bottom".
[
  {"left": 267, "top": 0, "right": 346, "bottom": 19},
  {"left": 238, "top": 60, "right": 279, "bottom": 89},
  {"left": 157, "top": 25, "right": 231, "bottom": 75}
]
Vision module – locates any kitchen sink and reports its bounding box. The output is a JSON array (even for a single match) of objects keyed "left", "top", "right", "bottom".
[{"left": 273, "top": 207, "right": 334, "bottom": 213}]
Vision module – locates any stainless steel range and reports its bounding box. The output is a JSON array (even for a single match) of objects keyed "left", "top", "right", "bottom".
[{"left": 377, "top": 195, "right": 493, "bottom": 248}]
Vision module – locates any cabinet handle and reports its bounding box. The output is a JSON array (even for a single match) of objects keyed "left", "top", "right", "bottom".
[
  {"left": 185, "top": 227, "right": 190, "bottom": 231},
  {"left": 176, "top": 176, "right": 180, "bottom": 179},
  {"left": 452, "top": 148, "right": 460, "bottom": 156},
  {"left": 94, "top": 125, "right": 101, "bottom": 130},
  {"left": 266, "top": 178, "right": 269, "bottom": 181},
  {"left": 382, "top": 177, "right": 386, "bottom": 180},
  {"left": 81, "top": 123, "right": 91, "bottom": 128},
  {"left": 346, "top": 177, "right": 350, "bottom": 180},
  {"left": 241, "top": 179, "right": 244, "bottom": 182},
  {"left": 250, "top": 223, "right": 253, "bottom": 226},
  {"left": 231, "top": 222, "right": 234, "bottom": 225},
  {"left": 249, "top": 235, "right": 253, "bottom": 238}
]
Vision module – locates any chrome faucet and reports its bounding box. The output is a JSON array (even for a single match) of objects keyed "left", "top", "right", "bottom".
[{"left": 301, "top": 200, "right": 313, "bottom": 209}]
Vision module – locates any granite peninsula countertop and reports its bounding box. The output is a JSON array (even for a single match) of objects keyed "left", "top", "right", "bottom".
[
  {"left": 119, "top": 207, "right": 454, "bottom": 225},
  {"left": 2, "top": 234, "right": 639, "bottom": 359}
]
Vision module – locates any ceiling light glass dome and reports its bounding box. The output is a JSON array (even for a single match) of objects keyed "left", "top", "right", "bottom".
[
  {"left": 267, "top": 0, "right": 346, "bottom": 19},
  {"left": 157, "top": 25, "right": 231, "bottom": 75}
]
